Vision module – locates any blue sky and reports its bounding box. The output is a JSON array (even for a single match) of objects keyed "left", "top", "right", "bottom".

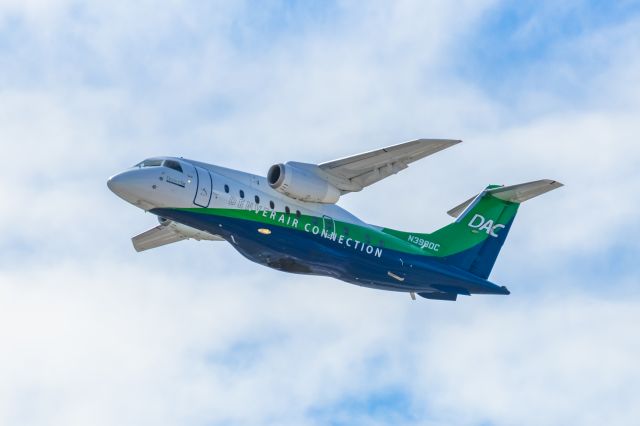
[{"left": 0, "top": 1, "right": 639, "bottom": 425}]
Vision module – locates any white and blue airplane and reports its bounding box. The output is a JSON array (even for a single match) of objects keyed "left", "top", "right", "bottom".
[{"left": 108, "top": 139, "right": 562, "bottom": 301}]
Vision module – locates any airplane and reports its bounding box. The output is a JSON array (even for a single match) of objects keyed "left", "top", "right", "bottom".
[{"left": 107, "top": 139, "right": 562, "bottom": 301}]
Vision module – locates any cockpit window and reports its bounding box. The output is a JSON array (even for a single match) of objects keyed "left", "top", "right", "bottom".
[
  {"left": 135, "top": 159, "right": 163, "bottom": 168},
  {"left": 163, "top": 160, "right": 183, "bottom": 173}
]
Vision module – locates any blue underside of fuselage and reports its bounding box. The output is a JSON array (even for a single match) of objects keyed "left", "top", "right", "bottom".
[{"left": 151, "top": 208, "right": 510, "bottom": 297}]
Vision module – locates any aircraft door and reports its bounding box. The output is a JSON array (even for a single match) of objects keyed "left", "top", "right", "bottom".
[
  {"left": 322, "top": 215, "right": 336, "bottom": 237},
  {"left": 193, "top": 166, "right": 213, "bottom": 207}
]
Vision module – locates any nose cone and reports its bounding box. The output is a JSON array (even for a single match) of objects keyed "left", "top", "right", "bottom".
[
  {"left": 107, "top": 172, "right": 127, "bottom": 196},
  {"left": 107, "top": 169, "right": 157, "bottom": 210}
]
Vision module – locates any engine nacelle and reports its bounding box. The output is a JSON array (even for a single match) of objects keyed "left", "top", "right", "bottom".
[{"left": 267, "top": 162, "right": 341, "bottom": 204}]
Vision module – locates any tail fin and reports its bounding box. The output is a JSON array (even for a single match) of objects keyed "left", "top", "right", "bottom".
[{"left": 427, "top": 179, "right": 563, "bottom": 278}]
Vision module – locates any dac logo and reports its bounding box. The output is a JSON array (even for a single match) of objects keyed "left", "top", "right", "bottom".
[{"left": 468, "top": 214, "right": 505, "bottom": 238}]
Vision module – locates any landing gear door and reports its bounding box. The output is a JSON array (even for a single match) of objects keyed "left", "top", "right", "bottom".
[
  {"left": 193, "top": 166, "right": 212, "bottom": 207},
  {"left": 322, "top": 215, "right": 336, "bottom": 237}
]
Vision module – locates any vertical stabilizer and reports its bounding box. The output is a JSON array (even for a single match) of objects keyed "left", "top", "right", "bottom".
[{"left": 421, "top": 180, "right": 562, "bottom": 278}]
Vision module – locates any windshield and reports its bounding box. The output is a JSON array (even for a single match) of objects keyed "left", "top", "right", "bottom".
[
  {"left": 163, "top": 159, "right": 183, "bottom": 173},
  {"left": 134, "top": 159, "right": 163, "bottom": 168},
  {"left": 133, "top": 158, "right": 184, "bottom": 173}
]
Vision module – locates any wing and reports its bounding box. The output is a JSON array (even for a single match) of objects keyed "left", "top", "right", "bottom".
[
  {"left": 319, "top": 138, "right": 461, "bottom": 193},
  {"left": 132, "top": 225, "right": 187, "bottom": 252},
  {"left": 132, "top": 222, "right": 224, "bottom": 252}
]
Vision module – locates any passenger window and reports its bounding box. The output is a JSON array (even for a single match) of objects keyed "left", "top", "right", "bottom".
[
  {"left": 163, "top": 160, "right": 183, "bottom": 173},
  {"left": 285, "top": 206, "right": 290, "bottom": 214},
  {"left": 255, "top": 195, "right": 260, "bottom": 204},
  {"left": 239, "top": 190, "right": 245, "bottom": 199},
  {"left": 269, "top": 201, "right": 275, "bottom": 209},
  {"left": 224, "top": 184, "right": 229, "bottom": 193},
  {"left": 343, "top": 227, "right": 349, "bottom": 235},
  {"left": 296, "top": 210, "right": 301, "bottom": 218}
]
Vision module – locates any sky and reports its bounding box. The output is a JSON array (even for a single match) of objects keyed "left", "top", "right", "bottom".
[{"left": 1, "top": 1, "right": 639, "bottom": 425}]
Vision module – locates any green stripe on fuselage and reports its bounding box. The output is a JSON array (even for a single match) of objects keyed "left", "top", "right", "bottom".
[
  {"left": 174, "top": 192, "right": 517, "bottom": 259},
  {"left": 175, "top": 206, "right": 424, "bottom": 256},
  {"left": 383, "top": 193, "right": 519, "bottom": 256}
]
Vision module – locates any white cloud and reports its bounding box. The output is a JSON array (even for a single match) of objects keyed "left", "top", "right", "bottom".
[
  {"left": 411, "top": 296, "right": 640, "bottom": 426},
  {"left": 0, "top": 1, "right": 639, "bottom": 425}
]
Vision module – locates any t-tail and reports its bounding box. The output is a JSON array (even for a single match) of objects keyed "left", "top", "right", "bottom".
[{"left": 425, "top": 179, "right": 563, "bottom": 278}]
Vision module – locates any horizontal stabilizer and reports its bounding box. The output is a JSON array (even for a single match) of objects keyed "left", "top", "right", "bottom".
[
  {"left": 447, "top": 194, "right": 478, "bottom": 218},
  {"left": 448, "top": 179, "right": 563, "bottom": 218},
  {"left": 432, "top": 285, "right": 471, "bottom": 295},
  {"left": 418, "top": 292, "right": 458, "bottom": 301},
  {"left": 488, "top": 179, "right": 563, "bottom": 203}
]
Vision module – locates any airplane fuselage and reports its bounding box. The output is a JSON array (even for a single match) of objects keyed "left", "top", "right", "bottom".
[{"left": 108, "top": 157, "right": 511, "bottom": 299}]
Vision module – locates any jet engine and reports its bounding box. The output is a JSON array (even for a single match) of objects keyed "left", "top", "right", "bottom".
[{"left": 267, "top": 162, "right": 341, "bottom": 204}]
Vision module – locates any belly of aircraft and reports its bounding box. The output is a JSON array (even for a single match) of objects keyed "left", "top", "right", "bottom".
[{"left": 150, "top": 208, "right": 496, "bottom": 294}]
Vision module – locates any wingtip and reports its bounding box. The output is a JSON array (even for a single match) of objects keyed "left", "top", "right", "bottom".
[
  {"left": 414, "top": 138, "right": 462, "bottom": 144},
  {"left": 544, "top": 179, "right": 564, "bottom": 189}
]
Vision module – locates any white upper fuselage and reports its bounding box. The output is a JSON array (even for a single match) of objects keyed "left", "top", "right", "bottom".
[{"left": 108, "top": 157, "right": 368, "bottom": 228}]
